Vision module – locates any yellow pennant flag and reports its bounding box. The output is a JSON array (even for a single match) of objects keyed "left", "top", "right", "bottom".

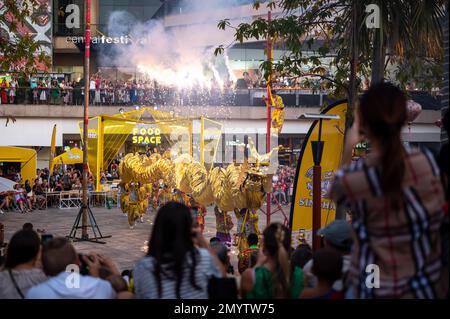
[
  {"left": 289, "top": 101, "right": 347, "bottom": 248},
  {"left": 49, "top": 124, "right": 57, "bottom": 174}
]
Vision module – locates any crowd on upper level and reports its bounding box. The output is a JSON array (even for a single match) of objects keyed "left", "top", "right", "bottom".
[{"left": 0, "top": 71, "right": 327, "bottom": 107}]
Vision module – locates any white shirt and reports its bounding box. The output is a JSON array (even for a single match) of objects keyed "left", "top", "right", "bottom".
[
  {"left": 26, "top": 272, "right": 116, "bottom": 299},
  {"left": 89, "top": 80, "right": 96, "bottom": 90}
]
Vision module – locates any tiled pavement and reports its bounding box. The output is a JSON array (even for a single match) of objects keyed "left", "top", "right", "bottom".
[{"left": 0, "top": 204, "right": 289, "bottom": 271}]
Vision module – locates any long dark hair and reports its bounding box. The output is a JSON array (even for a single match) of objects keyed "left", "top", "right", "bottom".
[
  {"left": 147, "top": 202, "right": 201, "bottom": 298},
  {"left": 5, "top": 230, "right": 41, "bottom": 269},
  {"left": 263, "top": 223, "right": 291, "bottom": 298},
  {"left": 359, "top": 82, "right": 407, "bottom": 210}
]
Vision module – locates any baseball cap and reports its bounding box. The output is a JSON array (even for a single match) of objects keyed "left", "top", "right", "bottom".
[{"left": 317, "top": 220, "right": 353, "bottom": 251}]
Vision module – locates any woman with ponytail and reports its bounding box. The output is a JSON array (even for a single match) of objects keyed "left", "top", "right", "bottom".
[
  {"left": 240, "top": 223, "right": 303, "bottom": 298},
  {"left": 329, "top": 82, "right": 447, "bottom": 299}
]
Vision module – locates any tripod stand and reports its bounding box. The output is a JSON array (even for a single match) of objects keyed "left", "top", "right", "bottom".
[
  {"left": 67, "top": 204, "right": 111, "bottom": 244},
  {"left": 259, "top": 193, "right": 289, "bottom": 226}
]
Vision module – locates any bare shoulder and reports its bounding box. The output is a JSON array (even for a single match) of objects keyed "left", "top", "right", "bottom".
[
  {"left": 240, "top": 268, "right": 254, "bottom": 296},
  {"left": 299, "top": 288, "right": 317, "bottom": 299}
]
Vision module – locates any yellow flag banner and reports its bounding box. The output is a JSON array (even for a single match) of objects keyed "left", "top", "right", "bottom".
[
  {"left": 49, "top": 124, "right": 57, "bottom": 174},
  {"left": 53, "top": 147, "right": 83, "bottom": 165},
  {"left": 289, "top": 101, "right": 347, "bottom": 248}
]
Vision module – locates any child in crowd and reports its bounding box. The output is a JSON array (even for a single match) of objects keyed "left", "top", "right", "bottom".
[
  {"left": 14, "top": 184, "right": 32, "bottom": 213},
  {"left": 299, "top": 248, "right": 343, "bottom": 299}
]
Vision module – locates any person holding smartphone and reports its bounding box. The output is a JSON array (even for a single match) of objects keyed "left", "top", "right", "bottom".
[{"left": 26, "top": 238, "right": 116, "bottom": 299}]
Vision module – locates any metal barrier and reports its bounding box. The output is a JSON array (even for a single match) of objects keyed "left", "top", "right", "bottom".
[{"left": 1, "top": 87, "right": 331, "bottom": 107}]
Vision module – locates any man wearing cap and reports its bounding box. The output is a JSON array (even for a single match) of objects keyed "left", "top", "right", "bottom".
[{"left": 302, "top": 220, "right": 353, "bottom": 292}]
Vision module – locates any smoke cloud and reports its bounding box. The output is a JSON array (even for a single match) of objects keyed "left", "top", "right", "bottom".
[{"left": 103, "top": 0, "right": 254, "bottom": 88}]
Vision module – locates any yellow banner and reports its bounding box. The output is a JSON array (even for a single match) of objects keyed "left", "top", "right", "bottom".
[
  {"left": 289, "top": 101, "right": 347, "bottom": 248},
  {"left": 49, "top": 124, "right": 57, "bottom": 174},
  {"left": 53, "top": 147, "right": 83, "bottom": 165}
]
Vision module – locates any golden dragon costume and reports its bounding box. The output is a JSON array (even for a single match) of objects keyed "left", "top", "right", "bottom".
[{"left": 118, "top": 141, "right": 278, "bottom": 252}]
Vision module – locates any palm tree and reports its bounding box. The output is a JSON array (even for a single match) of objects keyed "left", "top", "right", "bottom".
[
  {"left": 368, "top": 0, "right": 446, "bottom": 84},
  {"left": 217, "top": 0, "right": 446, "bottom": 124}
]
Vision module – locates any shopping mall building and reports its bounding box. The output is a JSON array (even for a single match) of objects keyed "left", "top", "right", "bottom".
[{"left": 0, "top": 0, "right": 444, "bottom": 169}]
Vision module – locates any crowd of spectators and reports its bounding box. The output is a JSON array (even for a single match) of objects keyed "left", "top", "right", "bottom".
[
  {"left": 0, "top": 71, "right": 326, "bottom": 107},
  {"left": 0, "top": 82, "right": 448, "bottom": 299},
  {"left": 0, "top": 77, "right": 18, "bottom": 104},
  {"left": 0, "top": 160, "right": 124, "bottom": 215},
  {"left": 0, "top": 202, "right": 354, "bottom": 299},
  {"left": 1, "top": 74, "right": 238, "bottom": 107},
  {"left": 0, "top": 167, "right": 87, "bottom": 214},
  {"left": 272, "top": 165, "right": 296, "bottom": 205}
]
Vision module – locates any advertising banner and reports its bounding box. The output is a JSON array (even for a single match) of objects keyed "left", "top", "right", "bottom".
[{"left": 289, "top": 101, "right": 347, "bottom": 247}]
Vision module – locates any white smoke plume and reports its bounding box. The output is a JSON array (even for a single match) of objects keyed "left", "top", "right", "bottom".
[{"left": 104, "top": 0, "right": 254, "bottom": 89}]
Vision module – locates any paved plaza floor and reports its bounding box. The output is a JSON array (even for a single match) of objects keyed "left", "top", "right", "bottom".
[{"left": 0, "top": 204, "right": 289, "bottom": 271}]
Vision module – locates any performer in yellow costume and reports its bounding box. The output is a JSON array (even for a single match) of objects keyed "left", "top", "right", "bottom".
[
  {"left": 119, "top": 183, "right": 130, "bottom": 213},
  {"left": 248, "top": 209, "right": 260, "bottom": 238},
  {"left": 214, "top": 206, "right": 233, "bottom": 246},
  {"left": 270, "top": 90, "right": 285, "bottom": 134},
  {"left": 118, "top": 143, "right": 276, "bottom": 238},
  {"left": 137, "top": 184, "right": 150, "bottom": 223},
  {"left": 127, "top": 183, "right": 141, "bottom": 229}
]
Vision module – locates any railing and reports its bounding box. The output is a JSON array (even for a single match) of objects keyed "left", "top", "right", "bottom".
[{"left": 0, "top": 87, "right": 332, "bottom": 107}]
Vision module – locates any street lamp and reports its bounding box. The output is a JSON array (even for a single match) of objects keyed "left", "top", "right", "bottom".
[{"left": 298, "top": 113, "right": 340, "bottom": 251}]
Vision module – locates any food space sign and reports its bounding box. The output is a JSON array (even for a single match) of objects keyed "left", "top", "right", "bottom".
[{"left": 131, "top": 126, "right": 162, "bottom": 145}]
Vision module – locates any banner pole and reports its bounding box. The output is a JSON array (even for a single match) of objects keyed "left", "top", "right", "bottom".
[
  {"left": 312, "top": 119, "right": 324, "bottom": 250},
  {"left": 265, "top": 10, "right": 272, "bottom": 226},
  {"left": 200, "top": 116, "right": 205, "bottom": 165},
  {"left": 81, "top": 0, "right": 91, "bottom": 240}
]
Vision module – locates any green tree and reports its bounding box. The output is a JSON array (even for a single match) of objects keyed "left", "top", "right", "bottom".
[
  {"left": 0, "top": 0, "right": 51, "bottom": 75},
  {"left": 0, "top": 0, "right": 51, "bottom": 126},
  {"left": 215, "top": 0, "right": 446, "bottom": 124}
]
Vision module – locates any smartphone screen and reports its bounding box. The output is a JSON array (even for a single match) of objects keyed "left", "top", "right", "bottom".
[{"left": 41, "top": 234, "right": 53, "bottom": 245}]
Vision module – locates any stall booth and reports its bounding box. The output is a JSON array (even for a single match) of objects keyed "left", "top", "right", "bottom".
[
  {"left": 80, "top": 108, "right": 195, "bottom": 191},
  {"left": 0, "top": 146, "right": 37, "bottom": 185}
]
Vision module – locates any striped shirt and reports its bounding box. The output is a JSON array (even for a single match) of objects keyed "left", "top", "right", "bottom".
[
  {"left": 329, "top": 148, "right": 447, "bottom": 298},
  {"left": 133, "top": 248, "right": 220, "bottom": 299}
]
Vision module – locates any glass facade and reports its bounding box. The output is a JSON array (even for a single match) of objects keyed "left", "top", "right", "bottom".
[
  {"left": 98, "top": 0, "right": 163, "bottom": 34},
  {"left": 53, "top": 0, "right": 84, "bottom": 36}
]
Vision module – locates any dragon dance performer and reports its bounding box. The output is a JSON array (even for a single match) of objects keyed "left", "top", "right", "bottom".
[
  {"left": 156, "top": 180, "right": 172, "bottom": 207},
  {"left": 233, "top": 208, "right": 261, "bottom": 246},
  {"left": 170, "top": 188, "right": 187, "bottom": 204},
  {"left": 271, "top": 90, "right": 285, "bottom": 134},
  {"left": 119, "top": 183, "right": 130, "bottom": 212},
  {"left": 238, "top": 233, "right": 259, "bottom": 274},
  {"left": 214, "top": 206, "right": 234, "bottom": 247},
  {"left": 234, "top": 207, "right": 261, "bottom": 268},
  {"left": 127, "top": 183, "right": 141, "bottom": 229},
  {"left": 263, "top": 90, "right": 285, "bottom": 134},
  {"left": 197, "top": 205, "right": 207, "bottom": 233},
  {"left": 233, "top": 208, "right": 248, "bottom": 246},
  {"left": 189, "top": 197, "right": 206, "bottom": 233},
  {"left": 137, "top": 184, "right": 150, "bottom": 223},
  {"left": 151, "top": 181, "right": 159, "bottom": 209},
  {"left": 248, "top": 209, "right": 260, "bottom": 238}
]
